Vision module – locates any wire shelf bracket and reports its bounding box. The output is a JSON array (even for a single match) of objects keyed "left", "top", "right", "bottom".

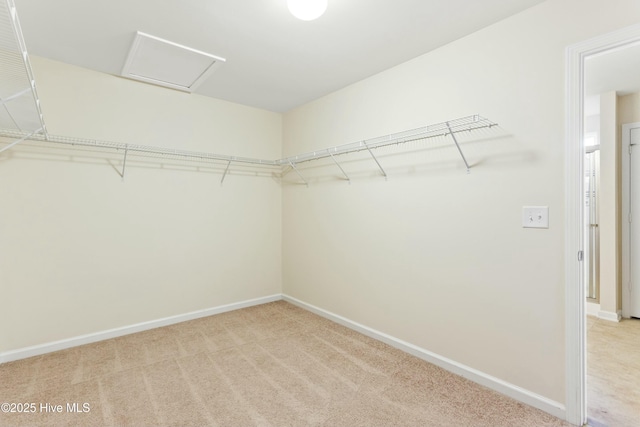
[
  {"left": 362, "top": 140, "right": 387, "bottom": 180},
  {"left": 329, "top": 152, "right": 350, "bottom": 184},
  {"left": 120, "top": 145, "right": 129, "bottom": 180},
  {"left": 220, "top": 160, "right": 232, "bottom": 185},
  {"left": 288, "top": 161, "right": 308, "bottom": 187},
  {"left": 445, "top": 121, "right": 471, "bottom": 173}
]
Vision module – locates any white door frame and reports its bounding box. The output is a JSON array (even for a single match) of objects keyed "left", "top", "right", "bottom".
[
  {"left": 622, "top": 122, "right": 640, "bottom": 318},
  {"left": 565, "top": 24, "right": 640, "bottom": 426}
]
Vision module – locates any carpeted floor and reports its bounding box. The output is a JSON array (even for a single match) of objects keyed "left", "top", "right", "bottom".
[{"left": 0, "top": 301, "right": 571, "bottom": 426}]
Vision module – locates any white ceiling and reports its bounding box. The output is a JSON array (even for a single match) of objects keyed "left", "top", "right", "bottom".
[
  {"left": 584, "top": 43, "right": 640, "bottom": 116},
  {"left": 16, "top": 0, "right": 544, "bottom": 112},
  {"left": 585, "top": 43, "right": 640, "bottom": 97}
]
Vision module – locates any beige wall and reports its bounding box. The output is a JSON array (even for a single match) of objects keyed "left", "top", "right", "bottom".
[
  {"left": 618, "top": 93, "right": 640, "bottom": 125},
  {"left": 282, "top": 0, "right": 640, "bottom": 405},
  {"left": 3, "top": 0, "right": 640, "bottom": 413},
  {"left": 598, "top": 92, "right": 640, "bottom": 316},
  {"left": 583, "top": 93, "right": 640, "bottom": 317},
  {"left": 0, "top": 57, "right": 282, "bottom": 353},
  {"left": 617, "top": 92, "right": 640, "bottom": 310}
]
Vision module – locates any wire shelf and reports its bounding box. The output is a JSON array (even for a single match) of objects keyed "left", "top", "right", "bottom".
[
  {"left": 0, "top": 1, "right": 498, "bottom": 183},
  {"left": 0, "top": 114, "right": 496, "bottom": 169},
  {"left": 278, "top": 115, "right": 497, "bottom": 165},
  {"left": 0, "top": 129, "right": 280, "bottom": 166},
  {"left": 0, "top": 0, "right": 47, "bottom": 138}
]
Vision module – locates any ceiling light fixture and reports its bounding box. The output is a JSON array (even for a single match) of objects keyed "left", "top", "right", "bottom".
[{"left": 287, "top": 0, "right": 327, "bottom": 21}]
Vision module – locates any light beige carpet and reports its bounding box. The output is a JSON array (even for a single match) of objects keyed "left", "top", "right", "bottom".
[{"left": 0, "top": 301, "right": 571, "bottom": 426}]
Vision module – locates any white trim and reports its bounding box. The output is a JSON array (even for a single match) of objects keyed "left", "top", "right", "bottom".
[
  {"left": 0, "top": 294, "right": 281, "bottom": 364},
  {"left": 586, "top": 301, "right": 600, "bottom": 317},
  {"left": 3, "top": 291, "right": 567, "bottom": 419},
  {"left": 282, "top": 294, "right": 566, "bottom": 420},
  {"left": 596, "top": 309, "right": 622, "bottom": 322},
  {"left": 565, "top": 35, "right": 588, "bottom": 427},
  {"left": 621, "top": 122, "right": 640, "bottom": 319},
  {"left": 565, "top": 23, "right": 640, "bottom": 427}
]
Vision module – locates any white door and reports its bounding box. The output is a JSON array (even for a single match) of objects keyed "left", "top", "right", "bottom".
[{"left": 624, "top": 123, "right": 640, "bottom": 318}]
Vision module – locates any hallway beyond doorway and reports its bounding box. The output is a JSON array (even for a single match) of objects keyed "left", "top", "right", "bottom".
[{"left": 587, "top": 316, "right": 640, "bottom": 427}]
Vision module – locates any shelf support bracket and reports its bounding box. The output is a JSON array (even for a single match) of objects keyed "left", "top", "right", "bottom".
[
  {"left": 363, "top": 141, "right": 387, "bottom": 180},
  {"left": 446, "top": 121, "right": 471, "bottom": 173},
  {"left": 289, "top": 161, "right": 308, "bottom": 186},
  {"left": 0, "top": 127, "right": 41, "bottom": 154},
  {"left": 120, "top": 144, "right": 129, "bottom": 180},
  {"left": 221, "top": 160, "right": 232, "bottom": 184},
  {"left": 281, "top": 164, "right": 292, "bottom": 176},
  {"left": 329, "top": 152, "right": 350, "bottom": 184}
]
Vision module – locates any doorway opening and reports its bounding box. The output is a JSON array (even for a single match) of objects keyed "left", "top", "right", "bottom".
[{"left": 565, "top": 23, "right": 640, "bottom": 427}]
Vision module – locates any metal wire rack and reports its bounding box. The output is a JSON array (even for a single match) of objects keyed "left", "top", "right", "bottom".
[
  {"left": 0, "top": 0, "right": 498, "bottom": 185},
  {"left": 0, "top": 0, "right": 47, "bottom": 140},
  {"left": 0, "top": 114, "right": 497, "bottom": 181},
  {"left": 278, "top": 114, "right": 497, "bottom": 184}
]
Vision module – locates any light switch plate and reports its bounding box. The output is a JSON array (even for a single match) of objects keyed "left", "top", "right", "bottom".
[{"left": 522, "top": 206, "right": 549, "bottom": 228}]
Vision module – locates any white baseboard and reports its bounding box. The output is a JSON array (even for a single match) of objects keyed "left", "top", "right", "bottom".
[
  {"left": 597, "top": 309, "right": 622, "bottom": 322},
  {"left": 282, "top": 294, "right": 566, "bottom": 421},
  {"left": 0, "top": 294, "right": 281, "bottom": 364},
  {"left": 586, "top": 301, "right": 600, "bottom": 317},
  {"left": 1, "top": 292, "right": 567, "bottom": 421}
]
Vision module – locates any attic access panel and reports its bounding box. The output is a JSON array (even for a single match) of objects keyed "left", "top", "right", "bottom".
[{"left": 121, "top": 31, "right": 226, "bottom": 92}]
